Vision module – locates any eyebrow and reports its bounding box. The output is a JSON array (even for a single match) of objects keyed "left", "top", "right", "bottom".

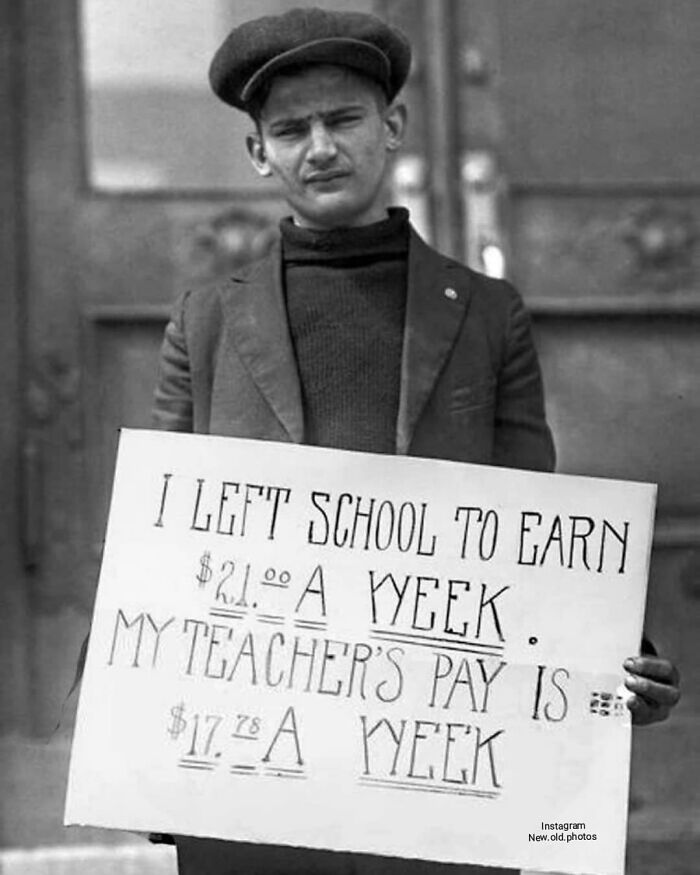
[{"left": 266, "top": 103, "right": 368, "bottom": 129}]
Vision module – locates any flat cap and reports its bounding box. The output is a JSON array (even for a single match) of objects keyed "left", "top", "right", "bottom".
[{"left": 209, "top": 6, "right": 411, "bottom": 112}]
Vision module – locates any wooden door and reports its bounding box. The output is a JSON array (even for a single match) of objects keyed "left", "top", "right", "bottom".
[
  {"left": 382, "top": 5, "right": 700, "bottom": 863},
  {"left": 449, "top": 1, "right": 700, "bottom": 868},
  {"left": 3, "top": 0, "right": 305, "bottom": 847},
  {"left": 3, "top": 0, "right": 410, "bottom": 849}
]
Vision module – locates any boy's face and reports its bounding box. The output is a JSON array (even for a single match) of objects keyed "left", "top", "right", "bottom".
[{"left": 247, "top": 65, "right": 406, "bottom": 230}]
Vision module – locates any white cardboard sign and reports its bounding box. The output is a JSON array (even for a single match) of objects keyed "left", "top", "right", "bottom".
[{"left": 65, "top": 429, "right": 656, "bottom": 875}]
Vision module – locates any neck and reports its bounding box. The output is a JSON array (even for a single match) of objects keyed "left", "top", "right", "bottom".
[
  {"left": 280, "top": 207, "right": 409, "bottom": 261},
  {"left": 291, "top": 204, "right": 390, "bottom": 231}
]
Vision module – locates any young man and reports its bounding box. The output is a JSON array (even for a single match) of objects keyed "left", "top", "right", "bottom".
[{"left": 152, "top": 8, "right": 679, "bottom": 873}]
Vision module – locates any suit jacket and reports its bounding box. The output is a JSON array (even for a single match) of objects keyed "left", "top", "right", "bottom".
[
  {"left": 153, "top": 227, "right": 555, "bottom": 474},
  {"left": 152, "top": 227, "right": 555, "bottom": 872},
  {"left": 152, "top": 225, "right": 554, "bottom": 874}
]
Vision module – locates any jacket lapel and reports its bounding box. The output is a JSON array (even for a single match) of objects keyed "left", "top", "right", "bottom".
[
  {"left": 220, "top": 232, "right": 470, "bottom": 452},
  {"left": 221, "top": 242, "right": 304, "bottom": 443},
  {"left": 396, "top": 231, "right": 472, "bottom": 454}
]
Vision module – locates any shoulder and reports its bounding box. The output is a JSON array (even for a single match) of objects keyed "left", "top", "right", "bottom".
[
  {"left": 409, "top": 228, "right": 525, "bottom": 319},
  {"left": 175, "top": 243, "right": 279, "bottom": 326}
]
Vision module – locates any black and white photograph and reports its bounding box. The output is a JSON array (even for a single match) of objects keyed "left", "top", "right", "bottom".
[{"left": 0, "top": 2, "right": 695, "bottom": 874}]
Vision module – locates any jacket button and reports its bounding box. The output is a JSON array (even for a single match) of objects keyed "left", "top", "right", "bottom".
[{"left": 444, "top": 287, "right": 458, "bottom": 300}]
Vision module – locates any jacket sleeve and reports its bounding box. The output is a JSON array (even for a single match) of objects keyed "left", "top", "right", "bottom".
[
  {"left": 152, "top": 291, "right": 194, "bottom": 432},
  {"left": 492, "top": 285, "right": 556, "bottom": 473}
]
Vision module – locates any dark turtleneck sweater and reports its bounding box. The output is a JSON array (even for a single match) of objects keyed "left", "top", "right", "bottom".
[{"left": 280, "top": 208, "right": 409, "bottom": 454}]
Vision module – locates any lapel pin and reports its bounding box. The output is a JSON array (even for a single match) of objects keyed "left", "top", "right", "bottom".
[{"left": 444, "top": 287, "right": 458, "bottom": 300}]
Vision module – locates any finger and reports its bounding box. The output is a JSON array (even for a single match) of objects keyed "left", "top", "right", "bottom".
[
  {"left": 624, "top": 656, "right": 680, "bottom": 686},
  {"left": 625, "top": 674, "right": 681, "bottom": 707},
  {"left": 627, "top": 694, "right": 670, "bottom": 726},
  {"left": 627, "top": 696, "right": 669, "bottom": 726}
]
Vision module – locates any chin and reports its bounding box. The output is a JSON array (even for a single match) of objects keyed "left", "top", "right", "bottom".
[{"left": 296, "top": 197, "right": 377, "bottom": 230}]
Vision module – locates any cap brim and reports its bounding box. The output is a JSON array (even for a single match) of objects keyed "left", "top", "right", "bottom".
[{"left": 240, "top": 37, "right": 392, "bottom": 106}]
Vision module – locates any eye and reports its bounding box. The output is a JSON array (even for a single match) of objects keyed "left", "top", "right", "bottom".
[
  {"left": 270, "top": 122, "right": 306, "bottom": 139},
  {"left": 331, "top": 112, "right": 362, "bottom": 128}
]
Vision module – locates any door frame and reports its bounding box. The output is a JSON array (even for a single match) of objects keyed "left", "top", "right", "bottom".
[{"left": 0, "top": 0, "right": 31, "bottom": 735}]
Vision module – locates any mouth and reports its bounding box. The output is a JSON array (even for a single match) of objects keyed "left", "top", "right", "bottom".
[{"left": 304, "top": 170, "right": 350, "bottom": 184}]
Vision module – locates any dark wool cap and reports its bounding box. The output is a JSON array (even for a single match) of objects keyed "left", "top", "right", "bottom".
[{"left": 209, "top": 7, "right": 412, "bottom": 112}]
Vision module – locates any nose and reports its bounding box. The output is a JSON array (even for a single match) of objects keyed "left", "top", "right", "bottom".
[{"left": 307, "top": 121, "right": 338, "bottom": 164}]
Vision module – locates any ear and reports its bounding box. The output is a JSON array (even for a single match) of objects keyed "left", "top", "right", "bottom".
[
  {"left": 383, "top": 102, "right": 407, "bottom": 152},
  {"left": 246, "top": 131, "right": 273, "bottom": 178}
]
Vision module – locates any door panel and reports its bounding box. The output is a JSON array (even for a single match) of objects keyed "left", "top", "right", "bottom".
[
  {"left": 534, "top": 319, "right": 700, "bottom": 509},
  {"left": 511, "top": 196, "right": 700, "bottom": 301},
  {"left": 495, "top": 0, "right": 700, "bottom": 185}
]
